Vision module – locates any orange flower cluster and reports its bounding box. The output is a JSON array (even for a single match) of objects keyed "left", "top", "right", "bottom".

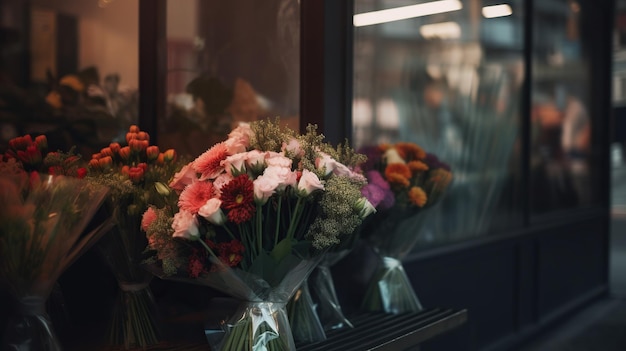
[
  {"left": 380, "top": 142, "right": 450, "bottom": 209},
  {"left": 88, "top": 125, "right": 177, "bottom": 184}
]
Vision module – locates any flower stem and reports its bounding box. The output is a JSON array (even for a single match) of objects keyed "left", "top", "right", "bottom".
[
  {"left": 286, "top": 197, "right": 304, "bottom": 241},
  {"left": 274, "top": 196, "right": 282, "bottom": 246}
]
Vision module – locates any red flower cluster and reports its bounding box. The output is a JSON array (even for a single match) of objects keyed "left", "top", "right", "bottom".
[{"left": 1, "top": 134, "right": 87, "bottom": 178}]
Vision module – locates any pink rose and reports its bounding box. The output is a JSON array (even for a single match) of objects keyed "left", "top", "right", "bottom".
[
  {"left": 263, "top": 165, "right": 297, "bottom": 191},
  {"left": 253, "top": 174, "right": 281, "bottom": 204},
  {"left": 281, "top": 138, "right": 304, "bottom": 157},
  {"left": 315, "top": 152, "right": 359, "bottom": 178},
  {"left": 222, "top": 152, "right": 248, "bottom": 176},
  {"left": 245, "top": 150, "right": 267, "bottom": 169},
  {"left": 266, "top": 152, "right": 292, "bottom": 168},
  {"left": 297, "top": 169, "right": 324, "bottom": 195},
  {"left": 171, "top": 210, "right": 199, "bottom": 240},
  {"left": 225, "top": 122, "right": 253, "bottom": 154},
  {"left": 169, "top": 163, "right": 197, "bottom": 193},
  {"left": 198, "top": 198, "right": 226, "bottom": 225}
]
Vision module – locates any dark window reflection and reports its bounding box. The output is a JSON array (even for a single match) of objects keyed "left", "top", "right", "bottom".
[
  {"left": 530, "top": 0, "right": 598, "bottom": 214},
  {"left": 162, "top": 0, "right": 300, "bottom": 158},
  {"left": 353, "top": 0, "right": 524, "bottom": 248},
  {"left": 0, "top": 0, "right": 139, "bottom": 156}
]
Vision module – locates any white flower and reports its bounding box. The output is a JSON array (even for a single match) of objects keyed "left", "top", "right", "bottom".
[
  {"left": 315, "top": 152, "right": 336, "bottom": 176},
  {"left": 198, "top": 198, "right": 226, "bottom": 225},
  {"left": 384, "top": 148, "right": 406, "bottom": 164},
  {"left": 297, "top": 169, "right": 324, "bottom": 196},
  {"left": 356, "top": 197, "right": 376, "bottom": 219}
]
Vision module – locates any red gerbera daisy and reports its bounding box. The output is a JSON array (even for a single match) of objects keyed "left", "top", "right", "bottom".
[
  {"left": 220, "top": 174, "right": 255, "bottom": 224},
  {"left": 217, "top": 240, "right": 245, "bottom": 267},
  {"left": 193, "top": 142, "right": 229, "bottom": 180}
]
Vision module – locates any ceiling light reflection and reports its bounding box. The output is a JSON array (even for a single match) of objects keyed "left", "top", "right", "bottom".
[
  {"left": 482, "top": 4, "right": 513, "bottom": 18},
  {"left": 353, "top": 0, "right": 463, "bottom": 27}
]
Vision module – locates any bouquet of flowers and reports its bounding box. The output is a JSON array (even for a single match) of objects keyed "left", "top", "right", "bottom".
[
  {"left": 0, "top": 135, "right": 112, "bottom": 351},
  {"left": 358, "top": 142, "right": 452, "bottom": 314},
  {"left": 86, "top": 125, "right": 183, "bottom": 349},
  {"left": 142, "top": 119, "right": 374, "bottom": 351}
]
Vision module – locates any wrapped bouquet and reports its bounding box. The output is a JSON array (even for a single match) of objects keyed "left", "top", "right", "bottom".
[
  {"left": 0, "top": 135, "right": 111, "bottom": 351},
  {"left": 87, "top": 125, "right": 184, "bottom": 349},
  {"left": 142, "top": 119, "right": 374, "bottom": 351},
  {"left": 359, "top": 142, "right": 452, "bottom": 314}
]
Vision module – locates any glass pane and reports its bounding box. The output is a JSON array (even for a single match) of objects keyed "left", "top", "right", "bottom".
[
  {"left": 530, "top": 0, "right": 600, "bottom": 215},
  {"left": 353, "top": 0, "right": 524, "bottom": 248},
  {"left": 0, "top": 0, "right": 139, "bottom": 156},
  {"left": 163, "top": 0, "right": 300, "bottom": 158}
]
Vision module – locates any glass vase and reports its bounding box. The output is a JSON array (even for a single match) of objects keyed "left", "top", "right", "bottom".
[{"left": 1, "top": 296, "right": 62, "bottom": 351}]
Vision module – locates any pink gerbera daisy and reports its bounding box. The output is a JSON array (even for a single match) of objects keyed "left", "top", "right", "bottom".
[
  {"left": 178, "top": 180, "right": 214, "bottom": 214},
  {"left": 193, "top": 142, "right": 229, "bottom": 180},
  {"left": 141, "top": 207, "right": 157, "bottom": 231}
]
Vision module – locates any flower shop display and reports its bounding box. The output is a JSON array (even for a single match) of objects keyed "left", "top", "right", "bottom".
[
  {"left": 358, "top": 142, "right": 453, "bottom": 314},
  {"left": 0, "top": 138, "right": 112, "bottom": 351},
  {"left": 142, "top": 119, "right": 374, "bottom": 351},
  {"left": 87, "top": 125, "right": 183, "bottom": 349}
]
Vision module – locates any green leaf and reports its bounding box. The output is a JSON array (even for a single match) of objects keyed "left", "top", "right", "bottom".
[
  {"left": 270, "top": 238, "right": 292, "bottom": 263},
  {"left": 154, "top": 182, "right": 170, "bottom": 196}
]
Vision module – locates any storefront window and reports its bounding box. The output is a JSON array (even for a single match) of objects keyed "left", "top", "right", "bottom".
[
  {"left": 352, "top": 0, "right": 524, "bottom": 248},
  {"left": 530, "top": 0, "right": 600, "bottom": 215},
  {"left": 162, "top": 0, "right": 300, "bottom": 158},
  {"left": 0, "top": 0, "right": 139, "bottom": 156}
]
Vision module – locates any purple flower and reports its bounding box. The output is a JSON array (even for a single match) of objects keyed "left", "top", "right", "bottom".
[
  {"left": 357, "top": 146, "right": 384, "bottom": 171},
  {"left": 361, "top": 170, "right": 395, "bottom": 210},
  {"left": 425, "top": 153, "right": 451, "bottom": 171}
]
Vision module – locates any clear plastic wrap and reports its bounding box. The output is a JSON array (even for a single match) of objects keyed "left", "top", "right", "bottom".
[{"left": 287, "top": 278, "right": 326, "bottom": 343}]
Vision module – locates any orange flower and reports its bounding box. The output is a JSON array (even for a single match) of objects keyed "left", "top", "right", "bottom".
[
  {"left": 119, "top": 146, "right": 131, "bottom": 160},
  {"left": 45, "top": 91, "right": 62, "bottom": 109},
  {"left": 384, "top": 163, "right": 411, "bottom": 181},
  {"left": 129, "top": 125, "right": 140, "bottom": 133},
  {"left": 395, "top": 142, "right": 426, "bottom": 161},
  {"left": 146, "top": 145, "right": 160, "bottom": 160},
  {"left": 59, "top": 75, "right": 84, "bottom": 92},
  {"left": 163, "top": 149, "right": 177, "bottom": 163},
  {"left": 136, "top": 131, "right": 150, "bottom": 141},
  {"left": 100, "top": 147, "right": 114, "bottom": 158},
  {"left": 408, "top": 186, "right": 427, "bottom": 207},
  {"left": 126, "top": 132, "right": 137, "bottom": 143},
  {"left": 408, "top": 160, "right": 429, "bottom": 174},
  {"left": 386, "top": 173, "right": 410, "bottom": 187},
  {"left": 98, "top": 156, "right": 113, "bottom": 170},
  {"left": 109, "top": 142, "right": 121, "bottom": 154}
]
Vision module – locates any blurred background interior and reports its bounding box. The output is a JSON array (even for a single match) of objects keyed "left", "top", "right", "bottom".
[{"left": 0, "top": 0, "right": 624, "bottom": 350}]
